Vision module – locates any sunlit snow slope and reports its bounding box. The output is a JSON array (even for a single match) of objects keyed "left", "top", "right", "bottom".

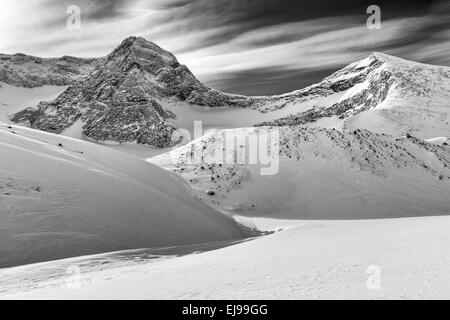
[
  {"left": 3, "top": 216, "right": 450, "bottom": 299},
  {"left": 0, "top": 123, "right": 250, "bottom": 268},
  {"left": 150, "top": 127, "right": 450, "bottom": 219}
]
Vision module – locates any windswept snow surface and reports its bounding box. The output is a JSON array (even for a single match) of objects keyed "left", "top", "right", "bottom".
[
  {"left": 2, "top": 216, "right": 450, "bottom": 299},
  {"left": 0, "top": 123, "right": 250, "bottom": 268}
]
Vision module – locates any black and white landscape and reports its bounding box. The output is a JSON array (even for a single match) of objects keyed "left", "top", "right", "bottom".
[{"left": 1, "top": 0, "right": 450, "bottom": 300}]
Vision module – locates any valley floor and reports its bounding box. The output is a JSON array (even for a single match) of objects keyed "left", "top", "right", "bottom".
[{"left": 2, "top": 215, "right": 450, "bottom": 299}]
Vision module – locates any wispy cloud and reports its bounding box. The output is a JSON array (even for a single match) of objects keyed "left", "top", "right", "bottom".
[{"left": 0, "top": 0, "right": 448, "bottom": 95}]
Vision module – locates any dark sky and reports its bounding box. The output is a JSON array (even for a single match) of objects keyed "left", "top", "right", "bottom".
[{"left": 0, "top": 0, "right": 449, "bottom": 95}]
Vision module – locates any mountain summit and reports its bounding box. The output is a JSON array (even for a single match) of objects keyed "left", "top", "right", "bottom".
[
  {"left": 258, "top": 51, "right": 450, "bottom": 138},
  {"left": 0, "top": 53, "right": 99, "bottom": 87}
]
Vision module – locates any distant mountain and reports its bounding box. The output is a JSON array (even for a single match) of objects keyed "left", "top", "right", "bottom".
[
  {"left": 258, "top": 53, "right": 450, "bottom": 139},
  {"left": 0, "top": 53, "right": 100, "bottom": 87},
  {"left": 6, "top": 37, "right": 450, "bottom": 147}
]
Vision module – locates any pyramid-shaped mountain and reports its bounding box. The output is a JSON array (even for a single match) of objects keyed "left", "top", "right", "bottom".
[{"left": 11, "top": 36, "right": 251, "bottom": 147}]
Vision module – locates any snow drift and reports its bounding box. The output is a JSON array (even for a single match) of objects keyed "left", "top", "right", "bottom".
[
  {"left": 0, "top": 123, "right": 250, "bottom": 268},
  {"left": 3, "top": 216, "right": 450, "bottom": 299}
]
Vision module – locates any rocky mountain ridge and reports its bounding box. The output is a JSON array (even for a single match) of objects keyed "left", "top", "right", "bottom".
[
  {"left": 0, "top": 53, "right": 100, "bottom": 88},
  {"left": 5, "top": 37, "right": 450, "bottom": 147}
]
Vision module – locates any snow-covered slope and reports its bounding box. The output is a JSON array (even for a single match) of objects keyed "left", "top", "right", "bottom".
[
  {"left": 261, "top": 53, "right": 450, "bottom": 139},
  {"left": 150, "top": 127, "right": 450, "bottom": 219},
  {"left": 3, "top": 215, "right": 450, "bottom": 299},
  {"left": 0, "top": 123, "right": 251, "bottom": 268},
  {"left": 425, "top": 136, "right": 449, "bottom": 146}
]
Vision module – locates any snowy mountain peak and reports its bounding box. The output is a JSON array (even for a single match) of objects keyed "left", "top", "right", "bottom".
[
  {"left": 106, "top": 36, "right": 179, "bottom": 70},
  {"left": 260, "top": 52, "right": 450, "bottom": 139},
  {"left": 9, "top": 36, "right": 222, "bottom": 146},
  {"left": 358, "top": 52, "right": 410, "bottom": 67},
  {"left": 150, "top": 126, "right": 450, "bottom": 219},
  {"left": 9, "top": 37, "right": 255, "bottom": 146}
]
